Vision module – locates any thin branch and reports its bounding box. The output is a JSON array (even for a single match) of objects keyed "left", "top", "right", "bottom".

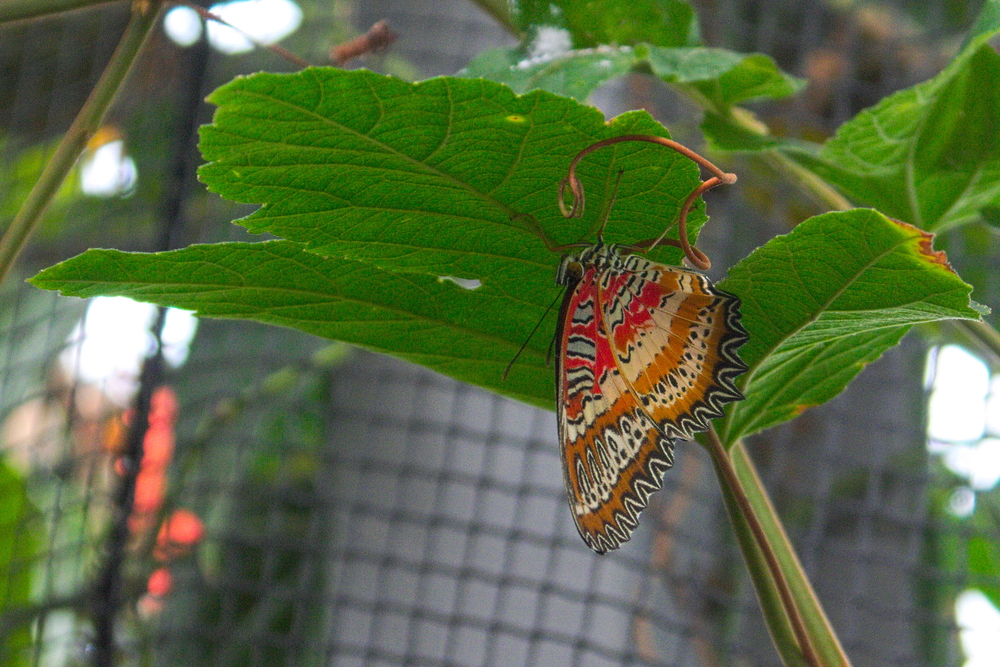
[
  {"left": 330, "top": 20, "right": 398, "bottom": 66},
  {"left": 180, "top": 2, "right": 312, "bottom": 68},
  {"left": 642, "top": 175, "right": 725, "bottom": 270},
  {"left": 0, "top": 0, "right": 163, "bottom": 284}
]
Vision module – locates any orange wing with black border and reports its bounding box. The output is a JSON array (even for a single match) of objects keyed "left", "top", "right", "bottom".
[{"left": 556, "top": 248, "right": 747, "bottom": 553}]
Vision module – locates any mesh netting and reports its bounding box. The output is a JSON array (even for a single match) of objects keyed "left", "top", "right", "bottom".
[{"left": 0, "top": 1, "right": 995, "bottom": 666}]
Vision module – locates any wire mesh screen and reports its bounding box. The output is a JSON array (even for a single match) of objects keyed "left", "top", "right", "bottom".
[
  {"left": 0, "top": 0, "right": 997, "bottom": 666},
  {"left": 151, "top": 343, "right": 747, "bottom": 667}
]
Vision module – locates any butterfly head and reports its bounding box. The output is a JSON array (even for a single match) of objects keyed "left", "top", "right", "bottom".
[
  {"left": 556, "top": 240, "right": 628, "bottom": 287},
  {"left": 555, "top": 254, "right": 583, "bottom": 287}
]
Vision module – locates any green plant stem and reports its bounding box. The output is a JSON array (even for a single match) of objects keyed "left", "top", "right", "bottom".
[
  {"left": 706, "top": 426, "right": 823, "bottom": 667},
  {"left": 760, "top": 149, "right": 853, "bottom": 212},
  {"left": 734, "top": 438, "right": 853, "bottom": 667},
  {"left": 714, "top": 460, "right": 807, "bottom": 667},
  {"left": 0, "top": 0, "right": 161, "bottom": 285},
  {"left": 706, "top": 106, "right": 851, "bottom": 213},
  {"left": 0, "top": 0, "right": 118, "bottom": 23}
]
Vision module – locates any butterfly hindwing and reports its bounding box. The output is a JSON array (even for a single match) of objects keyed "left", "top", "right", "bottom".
[
  {"left": 600, "top": 255, "right": 748, "bottom": 439},
  {"left": 555, "top": 244, "right": 748, "bottom": 553}
]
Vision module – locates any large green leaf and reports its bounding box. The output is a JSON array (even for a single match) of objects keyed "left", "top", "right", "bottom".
[
  {"left": 716, "top": 209, "right": 982, "bottom": 445},
  {"left": 198, "top": 68, "right": 709, "bottom": 307},
  {"left": 782, "top": 0, "right": 1000, "bottom": 231},
  {"left": 511, "top": 0, "right": 698, "bottom": 48},
  {"left": 29, "top": 241, "right": 558, "bottom": 409},
  {"left": 32, "top": 67, "right": 729, "bottom": 413}
]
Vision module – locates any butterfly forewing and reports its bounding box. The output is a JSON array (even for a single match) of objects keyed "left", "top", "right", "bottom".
[
  {"left": 556, "top": 244, "right": 748, "bottom": 553},
  {"left": 556, "top": 262, "right": 676, "bottom": 553}
]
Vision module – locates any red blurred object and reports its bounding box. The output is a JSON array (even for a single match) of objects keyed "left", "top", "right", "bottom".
[
  {"left": 128, "top": 387, "right": 178, "bottom": 536},
  {"left": 147, "top": 567, "right": 172, "bottom": 597},
  {"left": 154, "top": 508, "right": 205, "bottom": 561}
]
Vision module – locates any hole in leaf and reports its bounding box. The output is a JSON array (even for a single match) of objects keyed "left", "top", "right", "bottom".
[{"left": 438, "top": 276, "right": 482, "bottom": 290}]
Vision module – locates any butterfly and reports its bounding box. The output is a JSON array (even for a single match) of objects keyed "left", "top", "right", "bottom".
[{"left": 550, "top": 136, "right": 748, "bottom": 553}]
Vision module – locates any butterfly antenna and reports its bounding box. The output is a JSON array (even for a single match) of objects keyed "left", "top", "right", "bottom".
[
  {"left": 546, "top": 328, "right": 557, "bottom": 367},
  {"left": 595, "top": 169, "right": 625, "bottom": 240},
  {"left": 502, "top": 290, "right": 564, "bottom": 380}
]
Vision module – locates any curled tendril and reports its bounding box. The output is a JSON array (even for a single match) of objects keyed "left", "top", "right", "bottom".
[{"left": 557, "top": 134, "right": 737, "bottom": 271}]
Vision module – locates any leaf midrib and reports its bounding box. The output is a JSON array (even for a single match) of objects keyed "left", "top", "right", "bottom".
[
  {"left": 930, "top": 163, "right": 990, "bottom": 231},
  {"left": 45, "top": 272, "right": 552, "bottom": 363},
  {"left": 725, "top": 229, "right": 919, "bottom": 423},
  {"left": 732, "top": 325, "right": 905, "bottom": 437}
]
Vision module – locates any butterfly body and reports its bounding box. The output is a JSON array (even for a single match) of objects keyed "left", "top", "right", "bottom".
[{"left": 555, "top": 241, "right": 748, "bottom": 553}]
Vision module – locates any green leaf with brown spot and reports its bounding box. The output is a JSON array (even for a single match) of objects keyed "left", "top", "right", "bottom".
[{"left": 717, "top": 209, "right": 982, "bottom": 444}]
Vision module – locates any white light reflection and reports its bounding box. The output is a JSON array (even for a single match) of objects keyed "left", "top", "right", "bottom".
[
  {"left": 948, "top": 486, "right": 976, "bottom": 518},
  {"left": 164, "top": 6, "right": 203, "bottom": 47},
  {"left": 515, "top": 26, "right": 573, "bottom": 70},
  {"left": 80, "top": 140, "right": 137, "bottom": 198},
  {"left": 957, "top": 590, "right": 1000, "bottom": 667},
  {"left": 927, "top": 345, "right": 990, "bottom": 443},
  {"left": 61, "top": 298, "right": 198, "bottom": 405},
  {"left": 205, "top": 0, "right": 302, "bottom": 55},
  {"left": 943, "top": 439, "right": 1000, "bottom": 491},
  {"left": 438, "top": 276, "right": 482, "bottom": 290}
]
